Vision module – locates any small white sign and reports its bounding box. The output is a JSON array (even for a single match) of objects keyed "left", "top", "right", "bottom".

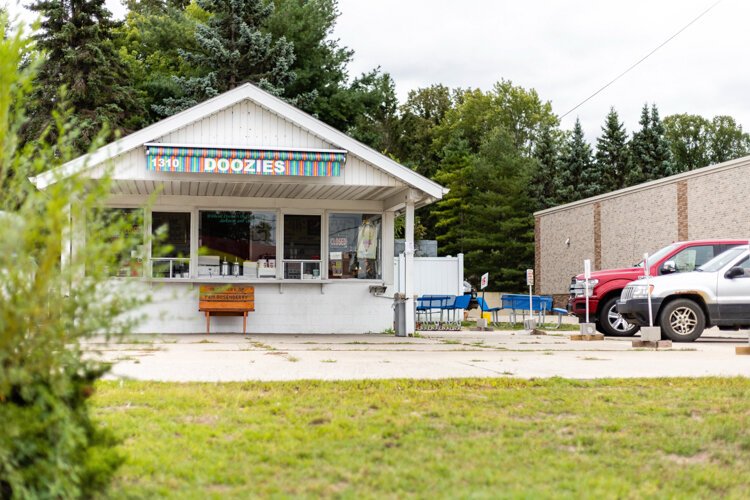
[
  {"left": 526, "top": 269, "right": 534, "bottom": 286},
  {"left": 584, "top": 259, "right": 591, "bottom": 280},
  {"left": 480, "top": 272, "right": 489, "bottom": 290},
  {"left": 329, "top": 252, "right": 342, "bottom": 260}
]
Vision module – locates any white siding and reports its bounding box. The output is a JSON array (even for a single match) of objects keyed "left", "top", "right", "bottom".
[
  {"left": 95, "top": 100, "right": 406, "bottom": 190},
  {"left": 158, "top": 100, "right": 334, "bottom": 149}
]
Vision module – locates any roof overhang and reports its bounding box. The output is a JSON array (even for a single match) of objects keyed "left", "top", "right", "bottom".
[{"left": 31, "top": 83, "right": 446, "bottom": 202}]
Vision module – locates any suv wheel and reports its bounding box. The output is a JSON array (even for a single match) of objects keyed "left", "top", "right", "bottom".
[
  {"left": 659, "top": 298, "right": 705, "bottom": 342},
  {"left": 597, "top": 296, "right": 639, "bottom": 337}
]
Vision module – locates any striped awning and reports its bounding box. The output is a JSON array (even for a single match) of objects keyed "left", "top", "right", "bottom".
[{"left": 145, "top": 145, "right": 346, "bottom": 177}]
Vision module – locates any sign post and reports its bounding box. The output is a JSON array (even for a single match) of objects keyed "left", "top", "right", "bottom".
[
  {"left": 577, "top": 259, "right": 598, "bottom": 338},
  {"left": 523, "top": 269, "right": 537, "bottom": 332},
  {"left": 473, "top": 272, "right": 492, "bottom": 331},
  {"left": 640, "top": 252, "right": 662, "bottom": 342}
]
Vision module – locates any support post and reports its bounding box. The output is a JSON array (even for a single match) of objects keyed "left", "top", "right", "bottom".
[
  {"left": 382, "top": 211, "right": 395, "bottom": 287},
  {"left": 404, "top": 194, "right": 416, "bottom": 336}
]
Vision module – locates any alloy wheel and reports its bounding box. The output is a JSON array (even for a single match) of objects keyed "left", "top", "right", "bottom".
[
  {"left": 607, "top": 302, "right": 635, "bottom": 333},
  {"left": 668, "top": 306, "right": 698, "bottom": 336}
]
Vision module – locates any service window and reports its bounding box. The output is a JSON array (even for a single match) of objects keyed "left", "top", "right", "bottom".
[
  {"left": 283, "top": 214, "right": 321, "bottom": 279},
  {"left": 198, "top": 211, "right": 277, "bottom": 278},
  {"left": 672, "top": 245, "right": 715, "bottom": 273},
  {"left": 327, "top": 213, "right": 382, "bottom": 279},
  {"left": 93, "top": 208, "right": 144, "bottom": 277},
  {"left": 151, "top": 212, "right": 191, "bottom": 278}
]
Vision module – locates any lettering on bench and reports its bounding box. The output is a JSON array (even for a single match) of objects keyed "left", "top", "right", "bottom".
[{"left": 199, "top": 286, "right": 255, "bottom": 333}]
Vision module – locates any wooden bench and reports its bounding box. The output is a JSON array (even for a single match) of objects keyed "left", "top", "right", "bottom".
[{"left": 198, "top": 285, "right": 255, "bottom": 334}]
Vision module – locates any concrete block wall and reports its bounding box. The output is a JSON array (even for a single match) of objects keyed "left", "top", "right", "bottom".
[
  {"left": 535, "top": 156, "right": 750, "bottom": 296},
  {"left": 687, "top": 163, "right": 750, "bottom": 239},
  {"left": 599, "top": 183, "right": 678, "bottom": 270},
  {"left": 536, "top": 204, "right": 595, "bottom": 296}
]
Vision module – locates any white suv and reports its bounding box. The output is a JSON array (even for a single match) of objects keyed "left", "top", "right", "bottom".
[{"left": 617, "top": 245, "right": 750, "bottom": 341}]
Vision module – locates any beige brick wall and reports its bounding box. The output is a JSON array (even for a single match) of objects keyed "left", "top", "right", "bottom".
[
  {"left": 538, "top": 205, "right": 594, "bottom": 294},
  {"left": 599, "top": 184, "right": 678, "bottom": 269},
  {"left": 687, "top": 164, "right": 750, "bottom": 239}
]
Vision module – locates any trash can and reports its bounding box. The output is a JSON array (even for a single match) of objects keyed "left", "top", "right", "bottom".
[{"left": 393, "top": 293, "right": 407, "bottom": 337}]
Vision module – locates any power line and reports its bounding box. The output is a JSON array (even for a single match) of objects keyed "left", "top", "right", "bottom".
[{"left": 560, "top": 0, "right": 724, "bottom": 119}]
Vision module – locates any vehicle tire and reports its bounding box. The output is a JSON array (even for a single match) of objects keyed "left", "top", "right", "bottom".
[
  {"left": 659, "top": 298, "right": 705, "bottom": 342},
  {"left": 597, "top": 296, "right": 640, "bottom": 337}
]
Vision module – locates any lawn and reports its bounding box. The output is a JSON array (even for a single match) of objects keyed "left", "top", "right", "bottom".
[{"left": 94, "top": 378, "right": 750, "bottom": 498}]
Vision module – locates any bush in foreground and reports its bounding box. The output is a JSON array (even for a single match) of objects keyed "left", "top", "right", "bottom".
[{"left": 0, "top": 15, "right": 147, "bottom": 498}]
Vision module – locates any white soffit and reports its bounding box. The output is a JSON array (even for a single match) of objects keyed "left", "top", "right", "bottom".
[{"left": 31, "top": 84, "right": 446, "bottom": 200}]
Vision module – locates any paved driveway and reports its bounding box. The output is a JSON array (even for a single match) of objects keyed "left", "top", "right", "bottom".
[{"left": 91, "top": 329, "right": 750, "bottom": 381}]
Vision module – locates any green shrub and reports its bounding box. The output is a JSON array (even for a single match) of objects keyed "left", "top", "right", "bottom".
[{"left": 0, "top": 15, "right": 148, "bottom": 498}]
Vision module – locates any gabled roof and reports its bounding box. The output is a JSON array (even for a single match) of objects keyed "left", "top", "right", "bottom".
[{"left": 32, "top": 83, "right": 447, "bottom": 200}]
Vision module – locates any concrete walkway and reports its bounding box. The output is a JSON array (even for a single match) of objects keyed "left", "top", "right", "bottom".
[{"left": 90, "top": 328, "right": 750, "bottom": 382}]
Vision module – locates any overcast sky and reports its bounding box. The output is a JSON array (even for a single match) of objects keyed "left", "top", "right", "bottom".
[{"left": 7, "top": 0, "right": 749, "bottom": 142}]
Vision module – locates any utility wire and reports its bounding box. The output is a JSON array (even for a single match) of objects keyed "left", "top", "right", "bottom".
[{"left": 560, "top": 0, "right": 724, "bottom": 119}]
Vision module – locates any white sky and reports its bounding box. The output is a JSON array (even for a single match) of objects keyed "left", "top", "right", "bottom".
[
  {"left": 332, "top": 0, "right": 748, "bottom": 141},
  {"left": 7, "top": 0, "right": 749, "bottom": 142}
]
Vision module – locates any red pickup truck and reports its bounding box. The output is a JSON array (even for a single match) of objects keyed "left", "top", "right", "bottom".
[{"left": 568, "top": 239, "right": 746, "bottom": 336}]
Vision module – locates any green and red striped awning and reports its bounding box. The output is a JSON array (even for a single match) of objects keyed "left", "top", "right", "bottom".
[{"left": 145, "top": 145, "right": 346, "bottom": 177}]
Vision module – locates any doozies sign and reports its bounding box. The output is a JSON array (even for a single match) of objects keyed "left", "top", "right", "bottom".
[{"left": 145, "top": 144, "right": 346, "bottom": 177}]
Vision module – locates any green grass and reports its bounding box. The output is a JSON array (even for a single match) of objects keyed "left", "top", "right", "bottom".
[{"left": 93, "top": 378, "right": 750, "bottom": 498}]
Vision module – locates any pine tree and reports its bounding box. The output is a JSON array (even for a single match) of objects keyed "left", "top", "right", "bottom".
[
  {"left": 649, "top": 104, "right": 674, "bottom": 178},
  {"left": 594, "top": 107, "right": 630, "bottom": 191},
  {"left": 557, "top": 118, "right": 596, "bottom": 203},
  {"left": 529, "top": 124, "right": 562, "bottom": 210},
  {"left": 628, "top": 103, "right": 674, "bottom": 185},
  {"left": 156, "top": 0, "right": 296, "bottom": 115},
  {"left": 23, "top": 0, "right": 145, "bottom": 152}
]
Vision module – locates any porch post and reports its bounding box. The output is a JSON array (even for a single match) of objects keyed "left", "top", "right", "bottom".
[
  {"left": 404, "top": 191, "right": 417, "bottom": 335},
  {"left": 382, "top": 211, "right": 395, "bottom": 287}
]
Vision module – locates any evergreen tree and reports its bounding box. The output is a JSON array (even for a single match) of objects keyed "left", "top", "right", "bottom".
[
  {"left": 628, "top": 103, "right": 674, "bottom": 185},
  {"left": 156, "top": 0, "right": 296, "bottom": 115},
  {"left": 557, "top": 118, "right": 596, "bottom": 203},
  {"left": 115, "top": 0, "right": 202, "bottom": 124},
  {"left": 23, "top": 0, "right": 145, "bottom": 152},
  {"left": 594, "top": 107, "right": 630, "bottom": 191},
  {"left": 529, "top": 123, "right": 562, "bottom": 210},
  {"left": 266, "top": 0, "right": 353, "bottom": 126}
]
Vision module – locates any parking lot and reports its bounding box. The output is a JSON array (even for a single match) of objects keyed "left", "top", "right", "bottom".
[{"left": 93, "top": 328, "right": 750, "bottom": 382}]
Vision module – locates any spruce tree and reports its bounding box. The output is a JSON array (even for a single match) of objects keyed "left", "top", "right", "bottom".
[
  {"left": 594, "top": 107, "right": 630, "bottom": 191},
  {"left": 24, "top": 0, "right": 145, "bottom": 152},
  {"left": 157, "top": 0, "right": 296, "bottom": 115},
  {"left": 628, "top": 103, "right": 674, "bottom": 185},
  {"left": 529, "top": 123, "right": 562, "bottom": 210},
  {"left": 649, "top": 104, "right": 674, "bottom": 178},
  {"left": 557, "top": 118, "right": 596, "bottom": 203}
]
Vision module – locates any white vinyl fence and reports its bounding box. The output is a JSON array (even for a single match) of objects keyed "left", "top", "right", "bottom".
[{"left": 394, "top": 253, "right": 464, "bottom": 296}]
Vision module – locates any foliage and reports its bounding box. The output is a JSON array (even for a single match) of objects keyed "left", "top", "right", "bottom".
[
  {"left": 628, "top": 104, "right": 674, "bottom": 184},
  {"left": 0, "top": 18, "right": 149, "bottom": 498},
  {"left": 23, "top": 0, "right": 146, "bottom": 153},
  {"left": 115, "top": 0, "right": 204, "bottom": 123},
  {"left": 94, "top": 377, "right": 750, "bottom": 497},
  {"left": 429, "top": 82, "right": 554, "bottom": 289},
  {"left": 345, "top": 70, "right": 400, "bottom": 153},
  {"left": 393, "top": 84, "right": 456, "bottom": 178},
  {"left": 594, "top": 107, "right": 631, "bottom": 192},
  {"left": 664, "top": 113, "right": 750, "bottom": 173},
  {"left": 556, "top": 118, "right": 596, "bottom": 203},
  {"left": 528, "top": 123, "right": 564, "bottom": 210},
  {"left": 155, "top": 0, "right": 296, "bottom": 115},
  {"left": 266, "top": 0, "right": 353, "bottom": 122}
]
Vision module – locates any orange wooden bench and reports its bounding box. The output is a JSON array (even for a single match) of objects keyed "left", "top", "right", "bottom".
[{"left": 198, "top": 285, "right": 255, "bottom": 334}]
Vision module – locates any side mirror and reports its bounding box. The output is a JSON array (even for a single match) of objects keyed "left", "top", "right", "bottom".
[
  {"left": 725, "top": 266, "right": 745, "bottom": 279},
  {"left": 661, "top": 260, "right": 677, "bottom": 274}
]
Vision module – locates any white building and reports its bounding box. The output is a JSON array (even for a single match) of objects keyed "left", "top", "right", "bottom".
[{"left": 34, "top": 84, "right": 447, "bottom": 334}]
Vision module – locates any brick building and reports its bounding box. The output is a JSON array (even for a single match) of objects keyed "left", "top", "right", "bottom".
[{"left": 534, "top": 155, "right": 750, "bottom": 300}]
